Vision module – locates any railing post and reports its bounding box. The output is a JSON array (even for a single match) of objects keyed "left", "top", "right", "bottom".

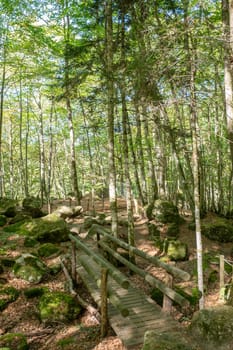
[
  {"left": 71, "top": 241, "right": 77, "bottom": 283},
  {"left": 101, "top": 268, "right": 109, "bottom": 338},
  {"left": 163, "top": 273, "right": 173, "bottom": 314},
  {"left": 219, "top": 254, "right": 225, "bottom": 302}
]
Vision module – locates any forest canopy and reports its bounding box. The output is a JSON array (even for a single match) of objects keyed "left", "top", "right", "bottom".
[{"left": 0, "top": 0, "right": 232, "bottom": 217}]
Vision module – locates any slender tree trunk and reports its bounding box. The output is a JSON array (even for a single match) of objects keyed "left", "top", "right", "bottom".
[
  {"left": 0, "top": 41, "right": 6, "bottom": 197},
  {"left": 105, "top": 0, "right": 118, "bottom": 237},
  {"left": 37, "top": 96, "right": 47, "bottom": 205},
  {"left": 18, "top": 73, "right": 26, "bottom": 198},
  {"left": 63, "top": 1, "right": 81, "bottom": 205},
  {"left": 119, "top": 6, "right": 135, "bottom": 260},
  {"left": 223, "top": 0, "right": 233, "bottom": 210}
]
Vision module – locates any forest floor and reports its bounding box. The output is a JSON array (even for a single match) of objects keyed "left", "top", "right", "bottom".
[{"left": 0, "top": 197, "right": 232, "bottom": 350}]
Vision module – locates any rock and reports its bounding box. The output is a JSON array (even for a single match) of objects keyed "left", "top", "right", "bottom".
[
  {"left": 12, "top": 254, "right": 48, "bottom": 283},
  {"left": 0, "top": 215, "right": 7, "bottom": 226},
  {"left": 4, "top": 213, "right": 70, "bottom": 243},
  {"left": 190, "top": 305, "right": 233, "bottom": 349},
  {"left": 0, "top": 286, "right": 20, "bottom": 311},
  {"left": 37, "top": 243, "right": 60, "bottom": 257},
  {"left": 54, "top": 205, "right": 83, "bottom": 219},
  {"left": 22, "top": 196, "right": 44, "bottom": 218},
  {"left": 141, "top": 330, "right": 193, "bottom": 350},
  {"left": 201, "top": 216, "right": 233, "bottom": 242},
  {"left": 83, "top": 216, "right": 99, "bottom": 230},
  {"left": 38, "top": 291, "right": 82, "bottom": 323},
  {"left": 9, "top": 213, "right": 31, "bottom": 225},
  {"left": 146, "top": 199, "right": 181, "bottom": 224},
  {"left": 0, "top": 198, "right": 18, "bottom": 217},
  {"left": 24, "top": 287, "right": 48, "bottom": 299},
  {"left": 166, "top": 222, "right": 179, "bottom": 237},
  {"left": 0, "top": 333, "right": 28, "bottom": 350},
  {"left": 166, "top": 240, "right": 188, "bottom": 261},
  {"left": 147, "top": 222, "right": 160, "bottom": 237}
]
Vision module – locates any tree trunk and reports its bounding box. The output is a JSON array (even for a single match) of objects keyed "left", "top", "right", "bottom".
[{"left": 105, "top": 0, "right": 118, "bottom": 237}]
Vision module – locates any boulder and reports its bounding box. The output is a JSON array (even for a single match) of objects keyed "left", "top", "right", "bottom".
[
  {"left": 0, "top": 286, "right": 20, "bottom": 311},
  {"left": 0, "top": 198, "right": 18, "bottom": 217},
  {"left": 166, "top": 240, "right": 188, "bottom": 261},
  {"left": 4, "top": 213, "right": 70, "bottom": 243},
  {"left": 38, "top": 291, "right": 82, "bottom": 323},
  {"left": 146, "top": 199, "right": 182, "bottom": 224},
  {"left": 37, "top": 243, "right": 60, "bottom": 258},
  {"left": 0, "top": 215, "right": 7, "bottom": 226},
  {"left": 201, "top": 216, "right": 233, "bottom": 242},
  {"left": 54, "top": 205, "right": 83, "bottom": 219},
  {"left": 0, "top": 333, "right": 28, "bottom": 350},
  {"left": 22, "top": 196, "right": 44, "bottom": 218},
  {"left": 141, "top": 330, "right": 194, "bottom": 350},
  {"left": 190, "top": 305, "right": 233, "bottom": 349},
  {"left": 12, "top": 254, "right": 48, "bottom": 283}
]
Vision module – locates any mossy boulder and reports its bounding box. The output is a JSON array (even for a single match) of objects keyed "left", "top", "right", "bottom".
[
  {"left": 0, "top": 215, "right": 7, "bottom": 226},
  {"left": 4, "top": 213, "right": 69, "bottom": 243},
  {"left": 190, "top": 306, "right": 233, "bottom": 348},
  {"left": 12, "top": 254, "right": 48, "bottom": 283},
  {"left": 0, "top": 198, "right": 18, "bottom": 217},
  {"left": 146, "top": 200, "right": 181, "bottom": 224},
  {"left": 37, "top": 243, "right": 60, "bottom": 257},
  {"left": 166, "top": 240, "right": 188, "bottom": 261},
  {"left": 147, "top": 222, "right": 160, "bottom": 237},
  {"left": 24, "top": 287, "right": 48, "bottom": 299},
  {"left": 141, "top": 331, "right": 194, "bottom": 350},
  {"left": 166, "top": 222, "right": 179, "bottom": 237},
  {"left": 38, "top": 291, "right": 82, "bottom": 323},
  {"left": 0, "top": 333, "right": 28, "bottom": 350},
  {"left": 22, "top": 196, "right": 44, "bottom": 218},
  {"left": 201, "top": 216, "right": 233, "bottom": 242},
  {"left": 0, "top": 286, "right": 20, "bottom": 311},
  {"left": 54, "top": 205, "right": 83, "bottom": 219},
  {"left": 9, "top": 213, "right": 31, "bottom": 225}
]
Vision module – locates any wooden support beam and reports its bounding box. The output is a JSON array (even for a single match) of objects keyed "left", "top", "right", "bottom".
[
  {"left": 69, "top": 234, "right": 129, "bottom": 290},
  {"left": 78, "top": 255, "right": 129, "bottom": 317},
  {"left": 99, "top": 240, "right": 189, "bottom": 307},
  {"left": 101, "top": 268, "right": 108, "bottom": 338},
  {"left": 89, "top": 224, "right": 190, "bottom": 281}
]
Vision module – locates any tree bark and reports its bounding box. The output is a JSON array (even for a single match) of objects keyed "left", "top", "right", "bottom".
[{"left": 105, "top": 0, "right": 118, "bottom": 237}]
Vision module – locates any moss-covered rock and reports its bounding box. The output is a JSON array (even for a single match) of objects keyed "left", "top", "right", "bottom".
[
  {"left": 37, "top": 243, "right": 60, "bottom": 257},
  {"left": 0, "top": 215, "right": 7, "bottom": 226},
  {"left": 4, "top": 213, "right": 69, "bottom": 243},
  {"left": 38, "top": 291, "right": 82, "bottom": 323},
  {"left": 147, "top": 222, "right": 160, "bottom": 237},
  {"left": 24, "top": 287, "right": 48, "bottom": 298},
  {"left": 190, "top": 306, "right": 233, "bottom": 348},
  {"left": 0, "top": 198, "right": 18, "bottom": 217},
  {"left": 0, "top": 286, "right": 20, "bottom": 311},
  {"left": 166, "top": 240, "right": 188, "bottom": 261},
  {"left": 201, "top": 216, "right": 233, "bottom": 242},
  {"left": 141, "top": 331, "right": 194, "bottom": 350},
  {"left": 22, "top": 196, "right": 44, "bottom": 218},
  {"left": 13, "top": 254, "right": 48, "bottom": 283},
  {"left": 23, "top": 237, "right": 38, "bottom": 247},
  {"left": 166, "top": 222, "right": 179, "bottom": 237},
  {"left": 0, "top": 258, "right": 15, "bottom": 267},
  {"left": 146, "top": 200, "right": 181, "bottom": 224},
  {"left": 0, "top": 333, "right": 28, "bottom": 350},
  {"left": 9, "top": 213, "right": 31, "bottom": 225}
]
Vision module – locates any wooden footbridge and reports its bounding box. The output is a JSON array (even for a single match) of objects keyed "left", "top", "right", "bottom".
[{"left": 69, "top": 225, "right": 191, "bottom": 349}]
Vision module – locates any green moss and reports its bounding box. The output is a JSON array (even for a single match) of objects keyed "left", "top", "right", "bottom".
[
  {"left": 24, "top": 287, "right": 48, "bottom": 298},
  {"left": 0, "top": 286, "right": 20, "bottom": 311},
  {"left": 0, "top": 333, "right": 28, "bottom": 350},
  {"left": 39, "top": 291, "right": 82, "bottom": 323},
  {"left": 166, "top": 240, "right": 188, "bottom": 261},
  {"left": 37, "top": 243, "right": 60, "bottom": 257},
  {"left": 166, "top": 222, "right": 179, "bottom": 237},
  {"left": 13, "top": 254, "right": 48, "bottom": 283},
  {"left": 3, "top": 214, "right": 69, "bottom": 243},
  {"left": 0, "top": 215, "right": 7, "bottom": 226},
  {"left": 202, "top": 217, "right": 233, "bottom": 242},
  {"left": 0, "top": 198, "right": 18, "bottom": 217},
  {"left": 24, "top": 237, "right": 38, "bottom": 247}
]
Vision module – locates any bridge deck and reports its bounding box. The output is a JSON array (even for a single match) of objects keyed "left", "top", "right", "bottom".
[{"left": 76, "top": 252, "right": 180, "bottom": 349}]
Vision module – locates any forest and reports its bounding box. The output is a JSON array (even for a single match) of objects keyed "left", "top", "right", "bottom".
[{"left": 1, "top": 0, "right": 233, "bottom": 349}]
